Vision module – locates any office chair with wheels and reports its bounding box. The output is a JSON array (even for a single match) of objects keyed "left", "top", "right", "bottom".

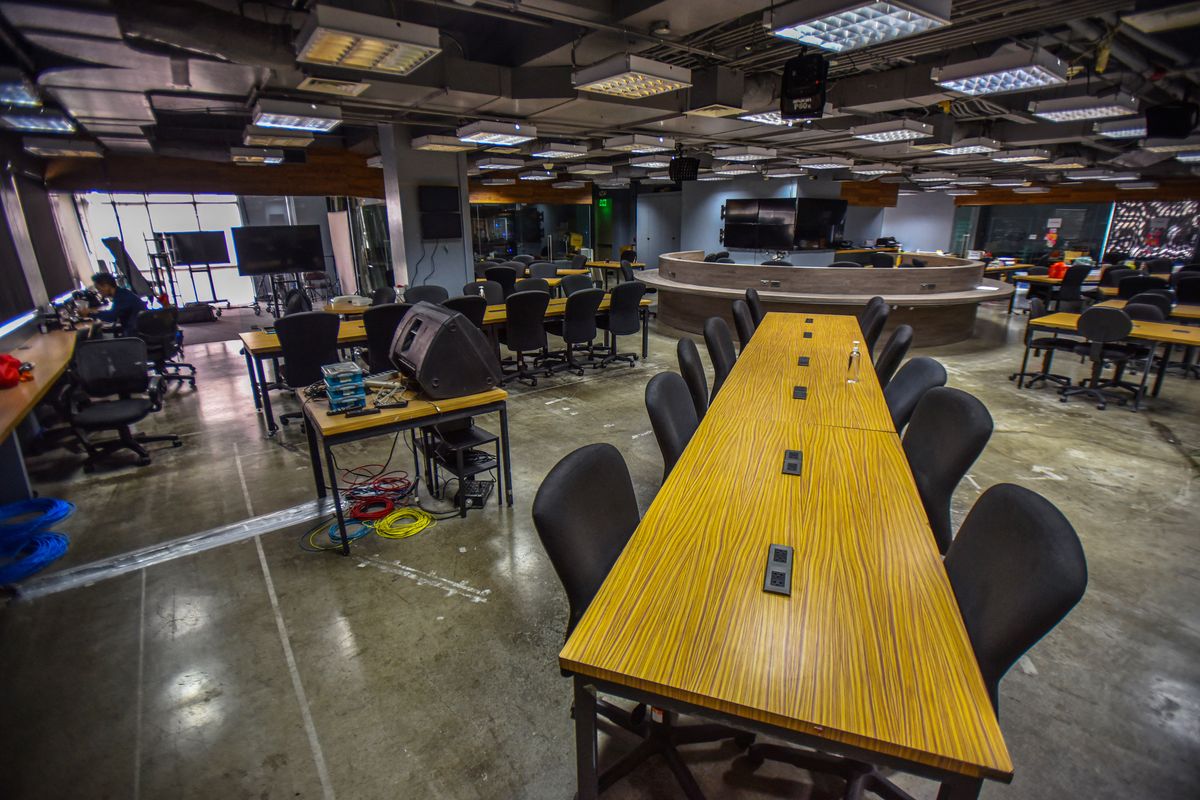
[
  {"left": 545, "top": 288, "right": 603, "bottom": 375},
  {"left": 513, "top": 254, "right": 535, "bottom": 265},
  {"left": 405, "top": 285, "right": 449, "bottom": 305},
  {"left": 702, "top": 253, "right": 718, "bottom": 262},
  {"left": 559, "top": 274, "right": 593, "bottom": 296},
  {"left": 703, "top": 316, "right": 737, "bottom": 400},
  {"left": 857, "top": 296, "right": 884, "bottom": 326},
  {"left": 499, "top": 290, "right": 551, "bottom": 386},
  {"left": 902, "top": 387, "right": 993, "bottom": 554},
  {"left": 474, "top": 261, "right": 492, "bottom": 279},
  {"left": 645, "top": 372, "right": 699, "bottom": 482},
  {"left": 136, "top": 308, "right": 195, "bottom": 387},
  {"left": 619, "top": 261, "right": 636, "bottom": 282},
  {"left": 1126, "top": 292, "right": 1171, "bottom": 317},
  {"left": 1175, "top": 275, "right": 1200, "bottom": 303},
  {"left": 596, "top": 281, "right": 646, "bottom": 368},
  {"left": 715, "top": 251, "right": 730, "bottom": 260},
  {"left": 529, "top": 262, "right": 559, "bottom": 280},
  {"left": 760, "top": 258, "right": 792, "bottom": 266},
  {"left": 570, "top": 253, "right": 588, "bottom": 268},
  {"left": 1085, "top": 267, "right": 1135, "bottom": 301},
  {"left": 731, "top": 299, "right": 756, "bottom": 354},
  {"left": 68, "top": 338, "right": 181, "bottom": 471},
  {"left": 282, "top": 288, "right": 312, "bottom": 316},
  {"left": 873, "top": 324, "right": 912, "bottom": 389},
  {"left": 464, "top": 280, "right": 503, "bottom": 305},
  {"left": 884, "top": 356, "right": 947, "bottom": 434},
  {"left": 1117, "top": 274, "right": 1168, "bottom": 299},
  {"left": 1050, "top": 264, "right": 1091, "bottom": 311},
  {"left": 1123, "top": 303, "right": 1164, "bottom": 322},
  {"left": 869, "top": 252, "right": 895, "bottom": 269},
  {"left": 370, "top": 286, "right": 396, "bottom": 306},
  {"left": 1143, "top": 257, "right": 1173, "bottom": 275},
  {"left": 860, "top": 301, "right": 890, "bottom": 357},
  {"left": 746, "top": 484, "right": 1086, "bottom": 799},
  {"left": 362, "top": 303, "right": 411, "bottom": 373},
  {"left": 1009, "top": 298, "right": 1079, "bottom": 390},
  {"left": 515, "top": 277, "right": 550, "bottom": 294},
  {"left": 619, "top": 248, "right": 637, "bottom": 263},
  {"left": 485, "top": 266, "right": 519, "bottom": 298},
  {"left": 677, "top": 338, "right": 708, "bottom": 422},
  {"left": 744, "top": 287, "right": 765, "bottom": 326},
  {"left": 442, "top": 295, "right": 487, "bottom": 329},
  {"left": 275, "top": 311, "right": 340, "bottom": 426},
  {"left": 1059, "top": 307, "right": 1136, "bottom": 410},
  {"left": 715, "top": 257, "right": 735, "bottom": 263}
]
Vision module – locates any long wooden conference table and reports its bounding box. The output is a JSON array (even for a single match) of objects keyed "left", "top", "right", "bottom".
[{"left": 561, "top": 313, "right": 1009, "bottom": 799}]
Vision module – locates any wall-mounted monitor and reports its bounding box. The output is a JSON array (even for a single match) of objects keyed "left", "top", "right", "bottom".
[
  {"left": 166, "top": 231, "right": 229, "bottom": 265},
  {"left": 232, "top": 225, "right": 325, "bottom": 276},
  {"left": 721, "top": 198, "right": 797, "bottom": 250},
  {"left": 793, "top": 199, "right": 848, "bottom": 250},
  {"left": 420, "top": 212, "right": 463, "bottom": 240},
  {"left": 418, "top": 185, "right": 461, "bottom": 213}
]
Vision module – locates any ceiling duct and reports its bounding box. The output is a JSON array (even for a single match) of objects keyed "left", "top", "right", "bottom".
[{"left": 685, "top": 67, "right": 746, "bottom": 117}]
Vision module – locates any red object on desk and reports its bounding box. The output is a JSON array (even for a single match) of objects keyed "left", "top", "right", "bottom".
[
  {"left": 0, "top": 354, "right": 32, "bottom": 389},
  {"left": 1048, "top": 262, "right": 1068, "bottom": 279}
]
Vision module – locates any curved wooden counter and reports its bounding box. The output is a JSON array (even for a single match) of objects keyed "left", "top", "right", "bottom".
[{"left": 644, "top": 250, "right": 1013, "bottom": 345}]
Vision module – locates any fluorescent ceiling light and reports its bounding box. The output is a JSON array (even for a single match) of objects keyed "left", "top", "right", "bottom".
[
  {"left": 481, "top": 177, "right": 514, "bottom": 186},
  {"left": 738, "top": 110, "right": 798, "bottom": 126},
  {"left": 22, "top": 137, "right": 102, "bottom": 158},
  {"left": 1012, "top": 186, "right": 1051, "bottom": 193},
  {"left": 412, "top": 134, "right": 476, "bottom": 152},
  {"left": 898, "top": 189, "right": 920, "bottom": 195},
  {"left": 1028, "top": 92, "right": 1138, "bottom": 122},
  {"left": 849, "top": 162, "right": 902, "bottom": 175},
  {"left": 712, "top": 145, "right": 777, "bottom": 161},
  {"left": 531, "top": 142, "right": 587, "bottom": 159},
  {"left": 713, "top": 163, "right": 760, "bottom": 175},
  {"left": 457, "top": 120, "right": 535, "bottom": 145},
  {"left": 1117, "top": 181, "right": 1158, "bottom": 190},
  {"left": 1176, "top": 151, "right": 1200, "bottom": 163},
  {"left": 1100, "top": 172, "right": 1140, "bottom": 181},
  {"left": 231, "top": 147, "right": 284, "bottom": 165},
  {"left": 932, "top": 48, "right": 1067, "bottom": 96},
  {"left": 766, "top": 0, "right": 950, "bottom": 53},
  {"left": 850, "top": 119, "right": 933, "bottom": 142},
  {"left": 519, "top": 170, "right": 557, "bottom": 181},
  {"left": 933, "top": 136, "right": 1001, "bottom": 155},
  {"left": 485, "top": 145, "right": 522, "bottom": 154},
  {"left": 1094, "top": 118, "right": 1147, "bottom": 139},
  {"left": 798, "top": 156, "right": 853, "bottom": 169},
  {"left": 296, "top": 5, "right": 440, "bottom": 76},
  {"left": 1066, "top": 169, "right": 1112, "bottom": 180},
  {"left": 603, "top": 134, "right": 674, "bottom": 153},
  {"left": 696, "top": 173, "right": 731, "bottom": 182},
  {"left": 552, "top": 180, "right": 586, "bottom": 189},
  {"left": 645, "top": 171, "right": 673, "bottom": 181},
  {"left": 911, "top": 171, "right": 957, "bottom": 182},
  {"left": 0, "top": 111, "right": 75, "bottom": 133},
  {"left": 295, "top": 76, "right": 371, "bottom": 97},
  {"left": 567, "top": 163, "right": 613, "bottom": 176},
  {"left": 0, "top": 67, "right": 40, "bottom": 107},
  {"left": 945, "top": 188, "right": 978, "bottom": 196},
  {"left": 573, "top": 54, "right": 691, "bottom": 98},
  {"left": 1034, "top": 157, "right": 1089, "bottom": 170},
  {"left": 1143, "top": 136, "right": 1200, "bottom": 153},
  {"left": 244, "top": 125, "right": 314, "bottom": 148},
  {"left": 990, "top": 177, "right": 1029, "bottom": 187},
  {"left": 629, "top": 154, "right": 671, "bottom": 168},
  {"left": 764, "top": 167, "right": 808, "bottom": 178},
  {"left": 686, "top": 103, "right": 745, "bottom": 118},
  {"left": 953, "top": 176, "right": 991, "bottom": 185},
  {"left": 991, "top": 148, "right": 1050, "bottom": 163},
  {"left": 596, "top": 178, "right": 631, "bottom": 188},
  {"left": 253, "top": 99, "right": 341, "bottom": 132},
  {"left": 475, "top": 157, "right": 524, "bottom": 170}
]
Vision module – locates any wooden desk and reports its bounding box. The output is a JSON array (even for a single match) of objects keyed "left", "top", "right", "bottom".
[
  {"left": 301, "top": 385, "right": 511, "bottom": 553},
  {"left": 1021, "top": 271, "right": 1102, "bottom": 286},
  {"left": 323, "top": 301, "right": 371, "bottom": 316},
  {"left": 1097, "top": 299, "right": 1200, "bottom": 320},
  {"left": 587, "top": 260, "right": 646, "bottom": 289},
  {"left": 562, "top": 312, "right": 1009, "bottom": 799}
]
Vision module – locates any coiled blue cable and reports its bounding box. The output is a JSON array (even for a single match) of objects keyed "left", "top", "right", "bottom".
[
  {"left": 0, "top": 498, "right": 74, "bottom": 580},
  {"left": 0, "top": 533, "right": 69, "bottom": 584}
]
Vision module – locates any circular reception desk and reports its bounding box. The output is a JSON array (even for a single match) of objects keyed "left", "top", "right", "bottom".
[{"left": 642, "top": 250, "right": 1014, "bottom": 346}]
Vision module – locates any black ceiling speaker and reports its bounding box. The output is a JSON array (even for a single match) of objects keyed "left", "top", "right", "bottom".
[
  {"left": 781, "top": 53, "right": 828, "bottom": 120},
  {"left": 669, "top": 155, "right": 700, "bottom": 181},
  {"left": 1145, "top": 102, "right": 1199, "bottom": 138}
]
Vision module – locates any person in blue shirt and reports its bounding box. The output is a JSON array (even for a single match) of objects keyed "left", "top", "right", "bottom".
[{"left": 80, "top": 272, "right": 146, "bottom": 334}]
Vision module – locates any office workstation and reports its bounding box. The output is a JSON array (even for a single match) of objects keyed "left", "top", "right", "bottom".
[{"left": 0, "top": 2, "right": 1197, "bottom": 799}]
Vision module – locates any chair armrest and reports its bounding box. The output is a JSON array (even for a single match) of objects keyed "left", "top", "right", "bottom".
[{"left": 148, "top": 375, "right": 166, "bottom": 411}]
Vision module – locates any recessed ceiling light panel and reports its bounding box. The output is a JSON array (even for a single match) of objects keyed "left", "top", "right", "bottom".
[
  {"left": 22, "top": 137, "right": 102, "bottom": 158},
  {"left": 573, "top": 54, "right": 691, "bottom": 98},
  {"left": 738, "top": 110, "right": 797, "bottom": 126},
  {"left": 766, "top": 0, "right": 950, "bottom": 53},
  {"left": 530, "top": 142, "right": 588, "bottom": 159},
  {"left": 911, "top": 171, "right": 957, "bottom": 182},
  {"left": 296, "top": 5, "right": 441, "bottom": 76},
  {"left": 1093, "top": 118, "right": 1147, "bottom": 139},
  {"left": 0, "top": 67, "right": 40, "bottom": 107},
  {"left": 603, "top": 134, "right": 674, "bottom": 153},
  {"left": 850, "top": 119, "right": 933, "bottom": 142},
  {"left": 990, "top": 148, "right": 1050, "bottom": 163},
  {"left": 231, "top": 147, "right": 285, "bottom": 165},
  {"left": 764, "top": 167, "right": 808, "bottom": 178},
  {"left": 253, "top": 99, "right": 341, "bottom": 132},
  {"left": 481, "top": 177, "right": 514, "bottom": 186},
  {"left": 1143, "top": 136, "right": 1200, "bottom": 153},
  {"left": 1175, "top": 151, "right": 1200, "bottom": 163},
  {"left": 1065, "top": 169, "right": 1113, "bottom": 180},
  {"left": 1028, "top": 92, "right": 1138, "bottom": 122},
  {"left": 457, "top": 121, "right": 535, "bottom": 145},
  {"left": 645, "top": 170, "right": 673, "bottom": 181},
  {"left": 933, "top": 137, "right": 1001, "bottom": 155},
  {"left": 244, "top": 125, "right": 314, "bottom": 148},
  {"left": 1117, "top": 181, "right": 1158, "bottom": 190},
  {"left": 412, "top": 134, "right": 476, "bottom": 152},
  {"left": 712, "top": 145, "right": 777, "bottom": 161},
  {"left": 932, "top": 48, "right": 1067, "bottom": 96},
  {"left": 798, "top": 156, "right": 853, "bottom": 169},
  {"left": 713, "top": 163, "right": 760, "bottom": 175},
  {"left": 945, "top": 188, "right": 978, "bottom": 196},
  {"left": 519, "top": 170, "right": 557, "bottom": 181},
  {"left": 629, "top": 154, "right": 671, "bottom": 168},
  {"left": 567, "top": 163, "right": 614, "bottom": 176},
  {"left": 1012, "top": 186, "right": 1051, "bottom": 193},
  {"left": 475, "top": 157, "right": 524, "bottom": 170},
  {"left": 849, "top": 162, "right": 902, "bottom": 175},
  {"left": 696, "top": 171, "right": 731, "bottom": 181},
  {"left": 552, "top": 180, "right": 586, "bottom": 189},
  {"left": 0, "top": 110, "right": 75, "bottom": 133}
]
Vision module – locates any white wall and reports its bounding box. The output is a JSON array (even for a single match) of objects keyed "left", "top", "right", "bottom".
[{"left": 880, "top": 192, "right": 957, "bottom": 252}]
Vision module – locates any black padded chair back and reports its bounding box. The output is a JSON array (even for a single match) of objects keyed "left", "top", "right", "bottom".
[
  {"left": 703, "top": 316, "right": 737, "bottom": 400},
  {"left": 945, "top": 484, "right": 1087, "bottom": 709},
  {"left": 135, "top": 308, "right": 179, "bottom": 361},
  {"left": 1123, "top": 302, "right": 1164, "bottom": 322},
  {"left": 559, "top": 288, "right": 604, "bottom": 344},
  {"left": 370, "top": 286, "right": 396, "bottom": 306},
  {"left": 857, "top": 295, "right": 884, "bottom": 325},
  {"left": 1118, "top": 274, "right": 1167, "bottom": 299},
  {"left": 485, "top": 266, "right": 519, "bottom": 297},
  {"left": 619, "top": 249, "right": 637, "bottom": 263},
  {"left": 515, "top": 277, "right": 551, "bottom": 294},
  {"left": 529, "top": 262, "right": 558, "bottom": 280},
  {"left": 1126, "top": 291, "right": 1171, "bottom": 317},
  {"left": 532, "top": 443, "right": 641, "bottom": 638},
  {"left": 405, "top": 284, "right": 449, "bottom": 305},
  {"left": 1078, "top": 306, "right": 1132, "bottom": 342},
  {"left": 907, "top": 258, "right": 927, "bottom": 268},
  {"left": 703, "top": 253, "right": 718, "bottom": 262},
  {"left": 874, "top": 324, "right": 913, "bottom": 390},
  {"left": 715, "top": 251, "right": 730, "bottom": 260},
  {"left": 619, "top": 261, "right": 636, "bottom": 282},
  {"left": 744, "top": 287, "right": 765, "bottom": 326},
  {"left": 715, "top": 257, "right": 735, "bottom": 263},
  {"left": 884, "top": 356, "right": 947, "bottom": 433},
  {"left": 760, "top": 258, "right": 792, "bottom": 266},
  {"left": 560, "top": 274, "right": 593, "bottom": 296},
  {"left": 869, "top": 253, "right": 895, "bottom": 269},
  {"left": 1101, "top": 267, "right": 1136, "bottom": 288},
  {"left": 604, "top": 281, "right": 646, "bottom": 335},
  {"left": 362, "top": 303, "right": 411, "bottom": 373},
  {"left": 676, "top": 338, "right": 708, "bottom": 422},
  {"left": 75, "top": 338, "right": 150, "bottom": 397},
  {"left": 464, "top": 280, "right": 503, "bottom": 305},
  {"left": 861, "top": 301, "right": 890, "bottom": 356},
  {"left": 1057, "top": 264, "right": 1091, "bottom": 302},
  {"left": 829, "top": 261, "right": 863, "bottom": 268},
  {"left": 283, "top": 288, "right": 312, "bottom": 316},
  {"left": 1143, "top": 258, "right": 1173, "bottom": 275},
  {"left": 503, "top": 290, "right": 550, "bottom": 352},
  {"left": 732, "top": 299, "right": 756, "bottom": 354},
  {"left": 513, "top": 254, "right": 535, "bottom": 265},
  {"left": 903, "top": 386, "right": 994, "bottom": 554},
  {"left": 275, "top": 311, "right": 340, "bottom": 388},
  {"left": 645, "top": 372, "right": 699, "bottom": 482},
  {"left": 474, "top": 261, "right": 491, "bottom": 279},
  {"left": 442, "top": 295, "right": 488, "bottom": 329},
  {"left": 570, "top": 254, "right": 588, "bottom": 268},
  {"left": 1175, "top": 275, "right": 1200, "bottom": 304}
]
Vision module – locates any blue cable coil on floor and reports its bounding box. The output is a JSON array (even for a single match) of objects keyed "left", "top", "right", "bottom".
[{"left": 0, "top": 498, "right": 73, "bottom": 584}]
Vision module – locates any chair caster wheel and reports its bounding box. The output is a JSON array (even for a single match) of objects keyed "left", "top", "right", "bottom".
[
  {"left": 734, "top": 733, "right": 755, "bottom": 749},
  {"left": 137, "top": 456, "right": 151, "bottom": 466},
  {"left": 281, "top": 418, "right": 290, "bottom": 426},
  {"left": 172, "top": 440, "right": 182, "bottom": 448}
]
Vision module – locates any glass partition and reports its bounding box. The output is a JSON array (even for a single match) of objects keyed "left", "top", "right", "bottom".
[{"left": 470, "top": 203, "right": 591, "bottom": 261}]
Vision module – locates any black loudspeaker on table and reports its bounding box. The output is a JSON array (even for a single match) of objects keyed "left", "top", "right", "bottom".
[{"left": 389, "top": 301, "right": 502, "bottom": 399}]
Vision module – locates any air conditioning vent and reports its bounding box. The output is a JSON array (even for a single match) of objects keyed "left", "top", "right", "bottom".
[{"left": 297, "top": 76, "right": 370, "bottom": 97}]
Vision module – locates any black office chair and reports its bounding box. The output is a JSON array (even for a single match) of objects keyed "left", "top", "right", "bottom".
[
  {"left": 857, "top": 296, "right": 884, "bottom": 326},
  {"left": 873, "top": 324, "right": 912, "bottom": 389},
  {"left": 1143, "top": 257, "right": 1173, "bottom": 275},
  {"left": 1175, "top": 275, "right": 1200, "bottom": 303},
  {"left": 906, "top": 257, "right": 927, "bottom": 268},
  {"left": 545, "top": 288, "right": 603, "bottom": 375},
  {"left": 731, "top": 299, "right": 756, "bottom": 354},
  {"left": 860, "top": 301, "right": 890, "bottom": 357},
  {"left": 275, "top": 311, "right": 340, "bottom": 426},
  {"left": 529, "top": 262, "right": 559, "bottom": 280},
  {"left": 1059, "top": 306, "right": 1136, "bottom": 410},
  {"left": 362, "top": 303, "right": 411, "bottom": 374},
  {"left": 1117, "top": 274, "right": 1168, "bottom": 299},
  {"left": 136, "top": 308, "right": 196, "bottom": 388},
  {"left": 499, "top": 290, "right": 551, "bottom": 386},
  {"left": 68, "top": 338, "right": 181, "bottom": 471},
  {"left": 442, "top": 295, "right": 487, "bottom": 329},
  {"left": 464, "top": 280, "right": 504, "bottom": 306},
  {"left": 884, "top": 356, "right": 947, "bottom": 434},
  {"left": 559, "top": 274, "right": 593, "bottom": 296},
  {"left": 715, "top": 257, "right": 735, "bottom": 263},
  {"left": 702, "top": 253, "right": 718, "bottom": 262},
  {"left": 513, "top": 254, "right": 535, "bottom": 265},
  {"left": 485, "top": 266, "right": 519, "bottom": 298},
  {"left": 370, "top": 286, "right": 397, "bottom": 306},
  {"left": 829, "top": 260, "right": 863, "bottom": 268},
  {"left": 869, "top": 252, "right": 895, "bottom": 269},
  {"left": 405, "top": 285, "right": 449, "bottom": 305},
  {"left": 715, "top": 251, "right": 729, "bottom": 260},
  {"left": 903, "top": 387, "right": 993, "bottom": 554},
  {"left": 760, "top": 258, "right": 792, "bottom": 266},
  {"left": 1123, "top": 302, "right": 1164, "bottom": 322},
  {"left": 1009, "top": 298, "right": 1079, "bottom": 390},
  {"left": 619, "top": 248, "right": 637, "bottom": 263},
  {"left": 570, "top": 253, "right": 588, "bottom": 268},
  {"left": 282, "top": 288, "right": 312, "bottom": 316},
  {"left": 596, "top": 281, "right": 646, "bottom": 368},
  {"left": 1050, "top": 263, "right": 1091, "bottom": 311},
  {"left": 618, "top": 260, "right": 636, "bottom": 282},
  {"left": 744, "top": 287, "right": 765, "bottom": 326},
  {"left": 747, "top": 484, "right": 1087, "bottom": 798},
  {"left": 515, "top": 277, "right": 551, "bottom": 294},
  {"left": 1126, "top": 291, "right": 1171, "bottom": 317},
  {"left": 703, "top": 316, "right": 737, "bottom": 400},
  {"left": 645, "top": 372, "right": 698, "bottom": 482},
  {"left": 676, "top": 338, "right": 708, "bottom": 422},
  {"left": 474, "top": 260, "right": 492, "bottom": 279}
]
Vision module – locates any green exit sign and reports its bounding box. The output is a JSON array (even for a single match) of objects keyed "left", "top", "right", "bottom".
[{"left": 597, "top": 198, "right": 611, "bottom": 208}]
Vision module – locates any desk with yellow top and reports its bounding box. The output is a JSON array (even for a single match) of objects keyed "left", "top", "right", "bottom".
[{"left": 562, "top": 312, "right": 1010, "bottom": 800}]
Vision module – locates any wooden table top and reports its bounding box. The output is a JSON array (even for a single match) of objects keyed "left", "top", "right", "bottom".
[
  {"left": 323, "top": 301, "right": 372, "bottom": 315},
  {"left": 239, "top": 320, "right": 367, "bottom": 356},
  {"left": 982, "top": 263, "right": 1035, "bottom": 274},
  {"left": 1021, "top": 271, "right": 1102, "bottom": 285},
  {"left": 1033, "top": 312, "right": 1200, "bottom": 347},
  {"left": 561, "top": 311, "right": 1011, "bottom": 782},
  {"left": 1, "top": 328, "right": 80, "bottom": 443},
  {"left": 586, "top": 260, "right": 646, "bottom": 270},
  {"left": 302, "top": 384, "right": 507, "bottom": 439},
  {"left": 1097, "top": 299, "right": 1200, "bottom": 320}
]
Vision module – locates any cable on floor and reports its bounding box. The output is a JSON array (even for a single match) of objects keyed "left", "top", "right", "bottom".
[{"left": 0, "top": 498, "right": 74, "bottom": 582}]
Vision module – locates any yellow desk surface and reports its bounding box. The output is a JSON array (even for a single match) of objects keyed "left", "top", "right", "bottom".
[
  {"left": 481, "top": 296, "right": 651, "bottom": 327},
  {"left": 561, "top": 312, "right": 1011, "bottom": 782},
  {"left": 1021, "top": 271, "right": 1102, "bottom": 286},
  {"left": 982, "top": 263, "right": 1035, "bottom": 274},
  {"left": 586, "top": 260, "right": 646, "bottom": 270},
  {"left": 239, "top": 320, "right": 367, "bottom": 357},
  {"left": 1097, "top": 299, "right": 1200, "bottom": 320},
  {"left": 1032, "top": 312, "right": 1200, "bottom": 347},
  {"left": 1, "top": 329, "right": 80, "bottom": 442},
  {"left": 302, "top": 385, "right": 507, "bottom": 439}
]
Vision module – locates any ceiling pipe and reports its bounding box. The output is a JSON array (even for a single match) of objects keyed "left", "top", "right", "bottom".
[
  {"left": 1107, "top": 13, "right": 1192, "bottom": 67},
  {"left": 1065, "top": 18, "right": 1191, "bottom": 101}
]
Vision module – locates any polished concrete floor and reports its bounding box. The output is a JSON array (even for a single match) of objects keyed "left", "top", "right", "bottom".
[{"left": 2, "top": 302, "right": 1198, "bottom": 799}]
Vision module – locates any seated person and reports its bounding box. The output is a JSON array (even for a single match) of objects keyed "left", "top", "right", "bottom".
[{"left": 79, "top": 272, "right": 147, "bottom": 335}]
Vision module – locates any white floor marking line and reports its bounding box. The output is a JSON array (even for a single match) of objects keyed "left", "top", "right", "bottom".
[
  {"left": 544, "top": 397, "right": 568, "bottom": 405},
  {"left": 233, "top": 442, "right": 255, "bottom": 516},
  {"left": 631, "top": 430, "right": 653, "bottom": 440},
  {"left": 133, "top": 568, "right": 146, "bottom": 800},
  {"left": 255, "top": 535, "right": 336, "bottom": 800},
  {"left": 356, "top": 555, "right": 491, "bottom": 603},
  {"left": 1031, "top": 464, "right": 1067, "bottom": 481}
]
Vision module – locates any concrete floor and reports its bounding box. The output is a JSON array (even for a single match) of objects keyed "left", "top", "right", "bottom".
[{"left": 1, "top": 302, "right": 1197, "bottom": 799}]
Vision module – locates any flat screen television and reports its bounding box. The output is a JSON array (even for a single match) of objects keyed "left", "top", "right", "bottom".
[
  {"left": 722, "top": 224, "right": 758, "bottom": 250},
  {"left": 418, "top": 186, "right": 460, "bottom": 213},
  {"left": 420, "top": 212, "right": 463, "bottom": 240},
  {"left": 724, "top": 199, "right": 760, "bottom": 226},
  {"left": 722, "top": 198, "right": 797, "bottom": 250},
  {"left": 166, "top": 231, "right": 229, "bottom": 265},
  {"left": 231, "top": 225, "right": 325, "bottom": 276},
  {"left": 793, "top": 199, "right": 848, "bottom": 250}
]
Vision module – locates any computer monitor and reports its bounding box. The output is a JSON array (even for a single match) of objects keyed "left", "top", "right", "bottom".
[
  {"left": 231, "top": 225, "right": 325, "bottom": 276},
  {"left": 166, "top": 231, "right": 229, "bottom": 266}
]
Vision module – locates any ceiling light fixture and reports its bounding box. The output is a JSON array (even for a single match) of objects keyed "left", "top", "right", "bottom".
[
  {"left": 519, "top": 170, "right": 557, "bottom": 181},
  {"left": 798, "top": 156, "right": 853, "bottom": 169},
  {"left": 1117, "top": 181, "right": 1158, "bottom": 190},
  {"left": 629, "top": 154, "right": 671, "bottom": 168},
  {"left": 243, "top": 125, "right": 314, "bottom": 148},
  {"left": 0, "top": 67, "right": 40, "bottom": 107},
  {"left": 412, "top": 134, "right": 476, "bottom": 152},
  {"left": 573, "top": 54, "right": 691, "bottom": 98},
  {"left": 1034, "top": 157, "right": 1089, "bottom": 170},
  {"left": 766, "top": 0, "right": 950, "bottom": 53},
  {"left": 22, "top": 137, "right": 102, "bottom": 158},
  {"left": 1175, "top": 151, "right": 1200, "bottom": 163},
  {"left": 1142, "top": 136, "right": 1200, "bottom": 153},
  {"left": 945, "top": 188, "right": 978, "bottom": 196},
  {"left": 911, "top": 171, "right": 957, "bottom": 182},
  {"left": 645, "top": 170, "right": 673, "bottom": 181},
  {"left": 990, "top": 148, "right": 1050, "bottom": 163},
  {"left": 1065, "top": 169, "right": 1113, "bottom": 180},
  {"left": 1093, "top": 118, "right": 1147, "bottom": 139},
  {"left": 686, "top": 103, "right": 746, "bottom": 118},
  {"left": 713, "top": 163, "right": 760, "bottom": 175},
  {"left": 1028, "top": 92, "right": 1138, "bottom": 122},
  {"left": 1099, "top": 172, "right": 1140, "bottom": 181},
  {"left": 552, "top": 180, "right": 586, "bottom": 189},
  {"left": 481, "top": 177, "right": 515, "bottom": 186},
  {"left": 850, "top": 118, "right": 934, "bottom": 142},
  {"left": 457, "top": 120, "right": 535, "bottom": 145},
  {"left": 295, "top": 5, "right": 440, "bottom": 76},
  {"left": 849, "top": 162, "right": 902, "bottom": 175},
  {"left": 253, "top": 99, "right": 341, "bottom": 132},
  {"left": 603, "top": 134, "right": 674, "bottom": 153},
  {"left": 696, "top": 171, "right": 731, "bottom": 181},
  {"left": 990, "top": 177, "right": 1029, "bottom": 187},
  {"left": 764, "top": 167, "right": 808, "bottom": 178},
  {"left": 530, "top": 142, "right": 588, "bottom": 159},
  {"left": 932, "top": 48, "right": 1067, "bottom": 96},
  {"left": 567, "top": 163, "right": 613, "bottom": 176},
  {"left": 952, "top": 176, "right": 991, "bottom": 185},
  {"left": 737, "top": 110, "right": 797, "bottom": 126},
  {"left": 933, "top": 136, "right": 1001, "bottom": 155},
  {"left": 475, "top": 157, "right": 524, "bottom": 170},
  {"left": 231, "top": 147, "right": 285, "bottom": 165},
  {"left": 712, "top": 145, "right": 777, "bottom": 161},
  {"left": 1012, "top": 186, "right": 1051, "bottom": 193},
  {"left": 596, "top": 178, "right": 631, "bottom": 188}
]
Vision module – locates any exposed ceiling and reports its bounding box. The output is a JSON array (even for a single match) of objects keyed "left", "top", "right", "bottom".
[{"left": 2, "top": 0, "right": 1199, "bottom": 192}]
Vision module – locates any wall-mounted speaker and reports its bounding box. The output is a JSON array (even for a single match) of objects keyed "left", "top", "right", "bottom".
[
  {"left": 668, "top": 156, "right": 699, "bottom": 181},
  {"left": 781, "top": 54, "right": 828, "bottom": 120},
  {"left": 1146, "top": 102, "right": 1199, "bottom": 138}
]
